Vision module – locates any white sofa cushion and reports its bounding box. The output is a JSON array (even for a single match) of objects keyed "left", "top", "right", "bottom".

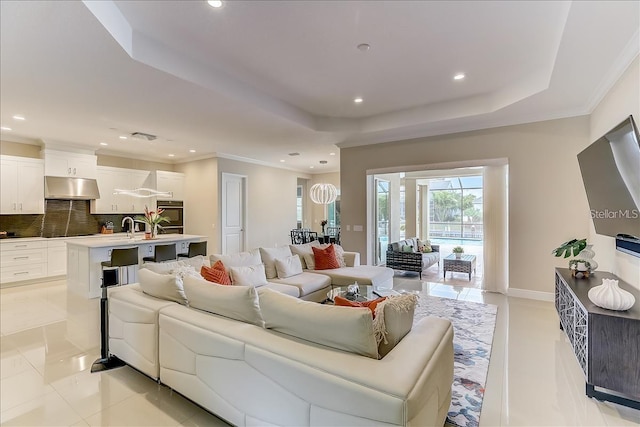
[
  {"left": 258, "top": 288, "right": 379, "bottom": 358},
  {"left": 289, "top": 241, "right": 320, "bottom": 269},
  {"left": 210, "top": 249, "right": 261, "bottom": 268},
  {"left": 269, "top": 272, "right": 330, "bottom": 297},
  {"left": 261, "top": 282, "right": 300, "bottom": 298},
  {"left": 275, "top": 254, "right": 303, "bottom": 279},
  {"left": 182, "top": 275, "right": 264, "bottom": 326},
  {"left": 319, "top": 265, "right": 394, "bottom": 288},
  {"left": 138, "top": 268, "right": 188, "bottom": 305},
  {"left": 259, "top": 246, "right": 293, "bottom": 279},
  {"left": 142, "top": 255, "right": 209, "bottom": 275},
  {"left": 229, "top": 264, "right": 269, "bottom": 287}
]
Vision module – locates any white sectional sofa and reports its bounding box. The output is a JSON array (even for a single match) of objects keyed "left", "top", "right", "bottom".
[
  {"left": 106, "top": 246, "right": 452, "bottom": 425},
  {"left": 108, "top": 282, "right": 454, "bottom": 426}
]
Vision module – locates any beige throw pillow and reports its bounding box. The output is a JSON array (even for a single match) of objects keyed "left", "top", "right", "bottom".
[
  {"left": 182, "top": 275, "right": 264, "bottom": 327},
  {"left": 258, "top": 288, "right": 379, "bottom": 359},
  {"left": 138, "top": 268, "right": 188, "bottom": 305},
  {"left": 289, "top": 241, "right": 320, "bottom": 269},
  {"left": 373, "top": 294, "right": 418, "bottom": 358},
  {"left": 275, "top": 255, "right": 303, "bottom": 279},
  {"left": 259, "top": 246, "right": 293, "bottom": 279},
  {"left": 229, "top": 264, "right": 269, "bottom": 287}
]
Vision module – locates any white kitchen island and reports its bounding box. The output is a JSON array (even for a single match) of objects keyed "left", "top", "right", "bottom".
[{"left": 66, "top": 234, "right": 206, "bottom": 298}]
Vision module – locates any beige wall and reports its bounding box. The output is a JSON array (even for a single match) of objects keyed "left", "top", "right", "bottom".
[
  {"left": 0, "top": 140, "right": 41, "bottom": 158},
  {"left": 216, "top": 158, "right": 309, "bottom": 251},
  {"left": 589, "top": 57, "right": 640, "bottom": 289},
  {"left": 97, "top": 154, "right": 175, "bottom": 172},
  {"left": 341, "top": 116, "right": 592, "bottom": 294}
]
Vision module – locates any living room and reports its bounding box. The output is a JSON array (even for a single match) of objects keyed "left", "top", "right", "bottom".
[{"left": 1, "top": 1, "right": 639, "bottom": 426}]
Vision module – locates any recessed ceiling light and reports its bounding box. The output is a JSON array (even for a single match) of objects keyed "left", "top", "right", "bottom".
[
  {"left": 168, "top": 154, "right": 175, "bottom": 157},
  {"left": 100, "top": 142, "right": 108, "bottom": 146},
  {"left": 354, "top": 97, "right": 363, "bottom": 104},
  {"left": 189, "top": 149, "right": 196, "bottom": 153},
  {"left": 329, "top": 152, "right": 336, "bottom": 156},
  {"left": 12, "top": 115, "right": 25, "bottom": 121},
  {"left": 0, "top": 126, "right": 11, "bottom": 131},
  {"left": 357, "top": 43, "right": 371, "bottom": 51},
  {"left": 454, "top": 73, "right": 465, "bottom": 80},
  {"left": 207, "top": 0, "right": 223, "bottom": 8},
  {"left": 310, "top": 166, "right": 314, "bottom": 169},
  {"left": 280, "top": 159, "right": 285, "bottom": 163},
  {"left": 119, "top": 136, "right": 127, "bottom": 140}
]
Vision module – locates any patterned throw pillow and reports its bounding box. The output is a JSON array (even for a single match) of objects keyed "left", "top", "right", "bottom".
[
  {"left": 200, "top": 260, "right": 232, "bottom": 285},
  {"left": 333, "top": 296, "right": 387, "bottom": 318},
  {"left": 312, "top": 245, "right": 341, "bottom": 270},
  {"left": 402, "top": 244, "right": 414, "bottom": 252}
]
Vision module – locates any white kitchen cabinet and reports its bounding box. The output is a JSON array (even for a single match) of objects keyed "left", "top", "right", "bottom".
[
  {"left": 47, "top": 240, "right": 67, "bottom": 276},
  {"left": 0, "top": 240, "right": 47, "bottom": 283},
  {"left": 92, "top": 167, "right": 151, "bottom": 214},
  {"left": 0, "top": 156, "right": 45, "bottom": 214},
  {"left": 155, "top": 171, "right": 185, "bottom": 200},
  {"left": 43, "top": 150, "right": 97, "bottom": 179}
]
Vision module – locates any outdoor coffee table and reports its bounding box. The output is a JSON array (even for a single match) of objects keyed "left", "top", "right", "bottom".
[{"left": 443, "top": 254, "right": 477, "bottom": 281}]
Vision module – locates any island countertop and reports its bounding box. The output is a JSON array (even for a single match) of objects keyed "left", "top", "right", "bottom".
[{"left": 66, "top": 233, "right": 206, "bottom": 248}]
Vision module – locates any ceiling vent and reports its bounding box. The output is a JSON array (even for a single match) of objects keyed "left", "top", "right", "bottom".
[
  {"left": 131, "top": 132, "right": 157, "bottom": 141},
  {"left": 288, "top": 152, "right": 300, "bottom": 156}
]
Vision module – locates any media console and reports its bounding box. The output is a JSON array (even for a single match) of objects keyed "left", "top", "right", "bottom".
[{"left": 554, "top": 268, "right": 640, "bottom": 410}]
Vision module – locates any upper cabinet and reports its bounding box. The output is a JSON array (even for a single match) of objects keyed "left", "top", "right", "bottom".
[
  {"left": 43, "top": 150, "right": 97, "bottom": 179},
  {"left": 154, "top": 171, "right": 185, "bottom": 201},
  {"left": 92, "top": 166, "right": 151, "bottom": 214},
  {"left": 0, "top": 155, "right": 45, "bottom": 214}
]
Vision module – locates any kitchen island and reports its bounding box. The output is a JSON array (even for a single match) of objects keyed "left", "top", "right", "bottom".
[{"left": 66, "top": 234, "right": 206, "bottom": 298}]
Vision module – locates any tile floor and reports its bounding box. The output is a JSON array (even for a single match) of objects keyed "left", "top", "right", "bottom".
[{"left": 1, "top": 278, "right": 639, "bottom": 426}]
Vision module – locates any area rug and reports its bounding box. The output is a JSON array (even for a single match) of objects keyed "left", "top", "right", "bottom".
[{"left": 412, "top": 294, "right": 498, "bottom": 427}]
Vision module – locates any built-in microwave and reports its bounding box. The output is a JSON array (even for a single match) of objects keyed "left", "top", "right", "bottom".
[{"left": 157, "top": 200, "right": 184, "bottom": 234}]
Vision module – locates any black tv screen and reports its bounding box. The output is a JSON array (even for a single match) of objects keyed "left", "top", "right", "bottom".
[{"left": 577, "top": 115, "right": 640, "bottom": 240}]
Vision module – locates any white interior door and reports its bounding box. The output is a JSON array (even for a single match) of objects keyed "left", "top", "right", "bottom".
[{"left": 221, "top": 173, "right": 247, "bottom": 254}]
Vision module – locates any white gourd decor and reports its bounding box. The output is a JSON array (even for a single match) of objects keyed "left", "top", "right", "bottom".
[
  {"left": 577, "top": 244, "right": 598, "bottom": 271},
  {"left": 588, "top": 278, "right": 635, "bottom": 311}
]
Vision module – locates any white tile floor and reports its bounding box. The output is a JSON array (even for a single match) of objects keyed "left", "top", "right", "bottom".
[{"left": 1, "top": 278, "right": 639, "bottom": 426}]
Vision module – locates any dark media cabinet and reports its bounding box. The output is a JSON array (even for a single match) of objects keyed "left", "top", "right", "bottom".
[{"left": 554, "top": 268, "right": 640, "bottom": 410}]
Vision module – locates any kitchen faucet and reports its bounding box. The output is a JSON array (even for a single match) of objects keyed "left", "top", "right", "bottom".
[{"left": 122, "top": 217, "right": 135, "bottom": 239}]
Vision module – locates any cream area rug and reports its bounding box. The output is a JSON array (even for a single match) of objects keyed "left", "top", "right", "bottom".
[{"left": 413, "top": 294, "right": 498, "bottom": 427}]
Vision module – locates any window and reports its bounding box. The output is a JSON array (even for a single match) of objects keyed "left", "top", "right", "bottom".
[{"left": 428, "top": 175, "right": 483, "bottom": 241}]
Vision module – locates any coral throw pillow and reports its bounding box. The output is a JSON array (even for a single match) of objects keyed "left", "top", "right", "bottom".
[
  {"left": 334, "top": 296, "right": 387, "bottom": 317},
  {"left": 200, "top": 260, "right": 232, "bottom": 285},
  {"left": 312, "top": 245, "right": 341, "bottom": 270}
]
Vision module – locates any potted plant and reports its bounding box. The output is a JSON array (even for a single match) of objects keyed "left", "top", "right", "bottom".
[
  {"left": 135, "top": 206, "right": 170, "bottom": 239},
  {"left": 453, "top": 246, "right": 464, "bottom": 259},
  {"left": 551, "top": 238, "right": 587, "bottom": 258}
]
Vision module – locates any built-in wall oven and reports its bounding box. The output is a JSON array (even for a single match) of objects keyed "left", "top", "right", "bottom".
[{"left": 157, "top": 200, "right": 184, "bottom": 234}]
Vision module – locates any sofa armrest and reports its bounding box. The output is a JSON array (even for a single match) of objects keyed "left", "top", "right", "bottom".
[{"left": 342, "top": 251, "right": 360, "bottom": 267}]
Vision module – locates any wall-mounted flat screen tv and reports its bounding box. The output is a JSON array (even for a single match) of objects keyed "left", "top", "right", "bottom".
[{"left": 577, "top": 115, "right": 640, "bottom": 246}]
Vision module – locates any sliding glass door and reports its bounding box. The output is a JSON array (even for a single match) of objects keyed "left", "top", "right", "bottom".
[{"left": 375, "top": 178, "right": 390, "bottom": 265}]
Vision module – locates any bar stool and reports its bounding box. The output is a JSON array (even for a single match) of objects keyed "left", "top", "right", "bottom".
[
  {"left": 92, "top": 247, "right": 139, "bottom": 373},
  {"left": 177, "top": 241, "right": 207, "bottom": 259},
  {"left": 142, "top": 244, "right": 177, "bottom": 263}
]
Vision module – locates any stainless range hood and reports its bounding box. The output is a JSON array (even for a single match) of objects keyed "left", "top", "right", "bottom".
[{"left": 44, "top": 176, "right": 101, "bottom": 200}]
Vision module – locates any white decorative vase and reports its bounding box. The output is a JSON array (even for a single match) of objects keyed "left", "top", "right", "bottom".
[
  {"left": 455, "top": 253, "right": 462, "bottom": 259},
  {"left": 577, "top": 244, "right": 598, "bottom": 271},
  {"left": 588, "top": 278, "right": 635, "bottom": 311}
]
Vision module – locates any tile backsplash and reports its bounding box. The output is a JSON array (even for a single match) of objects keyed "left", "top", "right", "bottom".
[{"left": 0, "top": 200, "right": 138, "bottom": 238}]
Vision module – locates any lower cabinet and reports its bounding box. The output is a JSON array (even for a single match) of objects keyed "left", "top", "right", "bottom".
[
  {"left": 0, "top": 240, "right": 47, "bottom": 284},
  {"left": 47, "top": 240, "right": 67, "bottom": 276}
]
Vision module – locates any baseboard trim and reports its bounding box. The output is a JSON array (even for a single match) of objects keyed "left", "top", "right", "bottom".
[{"left": 507, "top": 288, "right": 555, "bottom": 302}]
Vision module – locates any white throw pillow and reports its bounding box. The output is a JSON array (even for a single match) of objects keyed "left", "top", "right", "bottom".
[
  {"left": 142, "top": 260, "right": 183, "bottom": 275},
  {"left": 210, "top": 249, "right": 261, "bottom": 268},
  {"left": 275, "top": 255, "right": 303, "bottom": 279},
  {"left": 289, "top": 241, "right": 320, "bottom": 269},
  {"left": 181, "top": 255, "right": 210, "bottom": 270},
  {"left": 170, "top": 264, "right": 201, "bottom": 280},
  {"left": 182, "top": 275, "right": 264, "bottom": 327},
  {"left": 258, "top": 288, "right": 379, "bottom": 359},
  {"left": 259, "top": 246, "right": 293, "bottom": 279},
  {"left": 138, "top": 268, "right": 188, "bottom": 305},
  {"left": 229, "top": 264, "right": 269, "bottom": 287}
]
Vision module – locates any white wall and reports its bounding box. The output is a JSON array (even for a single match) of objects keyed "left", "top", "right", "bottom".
[
  {"left": 340, "top": 116, "right": 591, "bottom": 294},
  {"left": 589, "top": 56, "right": 640, "bottom": 289}
]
